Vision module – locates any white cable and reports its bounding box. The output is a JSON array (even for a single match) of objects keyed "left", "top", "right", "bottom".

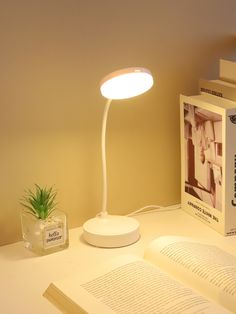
[
  {"left": 127, "top": 205, "right": 162, "bottom": 216},
  {"left": 127, "top": 203, "right": 181, "bottom": 217}
]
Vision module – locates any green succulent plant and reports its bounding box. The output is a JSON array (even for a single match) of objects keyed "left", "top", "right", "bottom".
[{"left": 20, "top": 184, "right": 57, "bottom": 220}]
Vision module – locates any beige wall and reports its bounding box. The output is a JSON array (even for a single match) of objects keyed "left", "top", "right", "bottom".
[{"left": 1, "top": 0, "right": 236, "bottom": 245}]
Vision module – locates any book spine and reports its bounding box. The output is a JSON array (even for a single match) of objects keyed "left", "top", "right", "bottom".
[
  {"left": 225, "top": 108, "right": 236, "bottom": 235},
  {"left": 199, "top": 79, "right": 236, "bottom": 101},
  {"left": 180, "top": 95, "right": 185, "bottom": 206}
]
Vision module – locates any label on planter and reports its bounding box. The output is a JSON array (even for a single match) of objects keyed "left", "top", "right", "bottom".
[{"left": 44, "top": 223, "right": 65, "bottom": 249}]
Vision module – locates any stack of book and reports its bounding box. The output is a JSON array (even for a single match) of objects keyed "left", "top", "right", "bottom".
[{"left": 180, "top": 59, "right": 236, "bottom": 236}]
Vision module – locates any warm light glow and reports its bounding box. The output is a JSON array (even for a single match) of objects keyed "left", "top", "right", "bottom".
[{"left": 100, "top": 67, "right": 153, "bottom": 100}]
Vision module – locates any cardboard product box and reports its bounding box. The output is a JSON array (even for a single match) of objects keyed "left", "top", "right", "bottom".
[
  {"left": 199, "top": 78, "right": 236, "bottom": 101},
  {"left": 180, "top": 92, "right": 236, "bottom": 236},
  {"left": 219, "top": 59, "right": 236, "bottom": 84}
]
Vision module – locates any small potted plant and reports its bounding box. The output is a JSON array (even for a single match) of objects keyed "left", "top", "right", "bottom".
[{"left": 20, "top": 184, "right": 69, "bottom": 255}]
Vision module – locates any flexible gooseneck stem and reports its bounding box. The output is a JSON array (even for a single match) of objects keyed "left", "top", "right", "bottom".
[{"left": 100, "top": 98, "right": 112, "bottom": 217}]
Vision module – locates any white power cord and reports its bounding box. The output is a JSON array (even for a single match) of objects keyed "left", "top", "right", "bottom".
[{"left": 127, "top": 203, "right": 181, "bottom": 217}]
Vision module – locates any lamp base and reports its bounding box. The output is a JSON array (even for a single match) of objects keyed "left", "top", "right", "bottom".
[{"left": 83, "top": 215, "right": 140, "bottom": 248}]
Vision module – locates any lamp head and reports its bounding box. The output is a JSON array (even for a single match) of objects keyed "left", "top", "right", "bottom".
[{"left": 100, "top": 67, "right": 153, "bottom": 100}]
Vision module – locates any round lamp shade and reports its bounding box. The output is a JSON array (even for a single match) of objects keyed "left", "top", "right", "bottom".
[{"left": 100, "top": 67, "right": 153, "bottom": 100}]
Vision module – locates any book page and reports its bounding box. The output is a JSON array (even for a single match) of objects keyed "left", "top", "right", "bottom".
[
  {"left": 145, "top": 236, "right": 236, "bottom": 313},
  {"left": 44, "top": 255, "right": 230, "bottom": 314}
]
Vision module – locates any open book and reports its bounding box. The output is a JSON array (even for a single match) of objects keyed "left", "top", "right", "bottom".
[{"left": 43, "top": 236, "right": 236, "bottom": 313}]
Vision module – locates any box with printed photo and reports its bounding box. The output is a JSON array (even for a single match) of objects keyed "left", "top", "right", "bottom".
[{"left": 180, "top": 92, "right": 236, "bottom": 235}]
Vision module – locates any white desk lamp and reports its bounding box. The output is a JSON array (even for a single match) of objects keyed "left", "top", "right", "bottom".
[{"left": 83, "top": 67, "right": 154, "bottom": 248}]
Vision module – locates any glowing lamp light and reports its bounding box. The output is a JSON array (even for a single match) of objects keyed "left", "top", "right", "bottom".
[{"left": 100, "top": 67, "right": 154, "bottom": 100}]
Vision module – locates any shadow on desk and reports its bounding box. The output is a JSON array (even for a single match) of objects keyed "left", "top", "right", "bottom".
[{"left": 0, "top": 241, "right": 38, "bottom": 261}]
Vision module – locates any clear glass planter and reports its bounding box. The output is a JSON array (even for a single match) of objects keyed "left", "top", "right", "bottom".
[{"left": 21, "top": 210, "right": 69, "bottom": 255}]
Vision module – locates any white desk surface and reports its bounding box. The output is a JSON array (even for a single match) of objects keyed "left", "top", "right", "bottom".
[{"left": 1, "top": 209, "right": 236, "bottom": 314}]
